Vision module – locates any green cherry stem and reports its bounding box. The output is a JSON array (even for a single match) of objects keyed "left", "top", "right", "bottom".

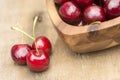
[
  {"left": 11, "top": 16, "right": 39, "bottom": 55},
  {"left": 32, "top": 16, "right": 39, "bottom": 55},
  {"left": 32, "top": 16, "right": 38, "bottom": 38},
  {"left": 90, "top": 21, "right": 101, "bottom": 25},
  {"left": 11, "top": 26, "right": 35, "bottom": 41}
]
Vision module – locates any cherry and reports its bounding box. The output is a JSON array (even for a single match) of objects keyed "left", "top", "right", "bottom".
[
  {"left": 83, "top": 5, "right": 106, "bottom": 23},
  {"left": 32, "top": 36, "right": 51, "bottom": 54},
  {"left": 55, "top": 0, "right": 70, "bottom": 4},
  {"left": 11, "top": 44, "right": 31, "bottom": 65},
  {"left": 59, "top": 1, "right": 81, "bottom": 24},
  {"left": 73, "top": 0, "right": 94, "bottom": 7},
  {"left": 26, "top": 50, "right": 50, "bottom": 72},
  {"left": 101, "top": 0, "right": 106, "bottom": 4},
  {"left": 104, "top": 0, "right": 120, "bottom": 19}
]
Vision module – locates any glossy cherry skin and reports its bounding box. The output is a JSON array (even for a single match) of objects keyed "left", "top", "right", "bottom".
[
  {"left": 11, "top": 44, "right": 31, "bottom": 65},
  {"left": 55, "top": 0, "right": 70, "bottom": 4},
  {"left": 59, "top": 1, "right": 81, "bottom": 24},
  {"left": 104, "top": 0, "right": 120, "bottom": 19},
  {"left": 32, "top": 36, "right": 51, "bottom": 54},
  {"left": 26, "top": 50, "right": 50, "bottom": 72},
  {"left": 74, "top": 0, "right": 94, "bottom": 7},
  {"left": 83, "top": 5, "right": 106, "bottom": 23},
  {"left": 101, "top": 0, "right": 106, "bottom": 4}
]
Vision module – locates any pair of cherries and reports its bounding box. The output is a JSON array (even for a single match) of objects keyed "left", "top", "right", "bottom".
[
  {"left": 11, "top": 16, "right": 51, "bottom": 72},
  {"left": 55, "top": 0, "right": 120, "bottom": 26}
]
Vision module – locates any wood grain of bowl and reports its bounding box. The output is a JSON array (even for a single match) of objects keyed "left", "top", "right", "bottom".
[{"left": 46, "top": 0, "right": 120, "bottom": 53}]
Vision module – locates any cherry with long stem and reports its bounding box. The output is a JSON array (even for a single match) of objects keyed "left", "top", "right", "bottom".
[
  {"left": 11, "top": 16, "right": 39, "bottom": 54},
  {"left": 32, "top": 16, "right": 39, "bottom": 54}
]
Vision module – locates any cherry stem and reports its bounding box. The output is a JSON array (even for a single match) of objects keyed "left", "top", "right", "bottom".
[
  {"left": 11, "top": 26, "right": 35, "bottom": 41},
  {"left": 11, "top": 16, "right": 40, "bottom": 55},
  {"left": 32, "top": 16, "right": 38, "bottom": 38},
  {"left": 32, "top": 16, "right": 39, "bottom": 55},
  {"left": 90, "top": 21, "right": 101, "bottom": 25}
]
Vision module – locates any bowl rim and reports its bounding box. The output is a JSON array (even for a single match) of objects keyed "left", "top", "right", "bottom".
[{"left": 46, "top": 0, "right": 120, "bottom": 35}]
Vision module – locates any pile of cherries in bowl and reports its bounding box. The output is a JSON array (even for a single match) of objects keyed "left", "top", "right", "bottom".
[{"left": 55, "top": 0, "right": 120, "bottom": 26}]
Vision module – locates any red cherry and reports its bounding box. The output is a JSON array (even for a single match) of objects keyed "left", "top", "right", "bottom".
[
  {"left": 32, "top": 36, "right": 52, "bottom": 54},
  {"left": 55, "top": 0, "right": 70, "bottom": 4},
  {"left": 11, "top": 44, "right": 31, "bottom": 65},
  {"left": 83, "top": 5, "right": 106, "bottom": 23},
  {"left": 59, "top": 1, "right": 81, "bottom": 24},
  {"left": 26, "top": 50, "right": 50, "bottom": 72},
  {"left": 104, "top": 0, "right": 120, "bottom": 19},
  {"left": 101, "top": 0, "right": 107, "bottom": 4},
  {"left": 74, "top": 0, "right": 94, "bottom": 7}
]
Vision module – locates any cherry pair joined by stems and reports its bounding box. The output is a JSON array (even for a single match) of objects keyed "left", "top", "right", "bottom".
[{"left": 11, "top": 16, "right": 51, "bottom": 72}]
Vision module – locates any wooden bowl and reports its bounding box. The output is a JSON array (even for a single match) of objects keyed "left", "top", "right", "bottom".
[{"left": 46, "top": 0, "right": 120, "bottom": 53}]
